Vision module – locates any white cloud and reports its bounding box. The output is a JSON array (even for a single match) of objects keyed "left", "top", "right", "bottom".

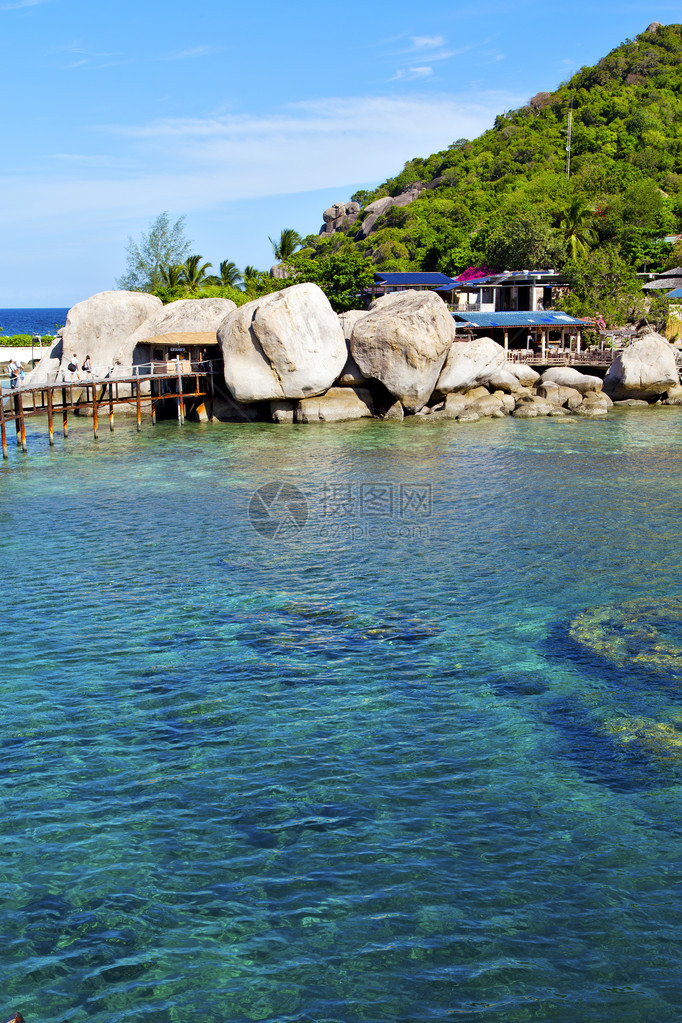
[
  {"left": 390, "top": 66, "right": 434, "bottom": 82},
  {"left": 411, "top": 35, "right": 445, "bottom": 49},
  {"left": 0, "top": 0, "right": 50, "bottom": 9},
  {"left": 158, "top": 46, "right": 223, "bottom": 62},
  {"left": 0, "top": 91, "right": 523, "bottom": 230}
]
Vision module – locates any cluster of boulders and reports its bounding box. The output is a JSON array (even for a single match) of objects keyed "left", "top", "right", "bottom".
[
  {"left": 321, "top": 181, "right": 445, "bottom": 240},
  {"left": 215, "top": 285, "right": 681, "bottom": 424},
  {"left": 24, "top": 284, "right": 682, "bottom": 425},
  {"left": 26, "top": 293, "right": 237, "bottom": 387}
]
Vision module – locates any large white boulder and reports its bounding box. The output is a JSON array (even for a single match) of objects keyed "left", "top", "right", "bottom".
[
  {"left": 26, "top": 290, "right": 162, "bottom": 385},
  {"left": 509, "top": 363, "right": 540, "bottom": 387},
  {"left": 219, "top": 283, "right": 347, "bottom": 403},
  {"left": 435, "top": 336, "right": 506, "bottom": 395},
  {"left": 338, "top": 309, "right": 368, "bottom": 341},
  {"left": 295, "top": 386, "right": 374, "bottom": 423},
  {"left": 337, "top": 310, "right": 369, "bottom": 386},
  {"left": 542, "top": 367, "right": 603, "bottom": 393},
  {"left": 603, "top": 333, "right": 679, "bottom": 400},
  {"left": 123, "top": 297, "right": 236, "bottom": 352},
  {"left": 350, "top": 291, "right": 455, "bottom": 412}
]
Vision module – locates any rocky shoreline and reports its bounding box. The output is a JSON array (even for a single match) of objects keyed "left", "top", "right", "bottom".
[{"left": 25, "top": 285, "right": 682, "bottom": 424}]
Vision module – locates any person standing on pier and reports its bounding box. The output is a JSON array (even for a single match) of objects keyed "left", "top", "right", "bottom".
[
  {"left": 67, "top": 354, "right": 80, "bottom": 382},
  {"left": 8, "top": 357, "right": 18, "bottom": 389},
  {"left": 83, "top": 354, "right": 92, "bottom": 379}
]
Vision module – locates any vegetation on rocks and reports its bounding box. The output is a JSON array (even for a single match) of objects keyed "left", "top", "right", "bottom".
[{"left": 301, "top": 22, "right": 682, "bottom": 285}]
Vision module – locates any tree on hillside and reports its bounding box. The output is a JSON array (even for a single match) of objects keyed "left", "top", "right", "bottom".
[
  {"left": 182, "top": 255, "right": 213, "bottom": 293},
  {"left": 484, "top": 211, "right": 566, "bottom": 270},
  {"left": 559, "top": 246, "right": 644, "bottom": 325},
  {"left": 117, "top": 212, "right": 192, "bottom": 292},
  {"left": 557, "top": 198, "right": 598, "bottom": 260},
  {"left": 269, "top": 228, "right": 303, "bottom": 263},
  {"left": 291, "top": 251, "right": 375, "bottom": 312}
]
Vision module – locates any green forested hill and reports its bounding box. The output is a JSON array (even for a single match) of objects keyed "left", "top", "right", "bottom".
[{"left": 303, "top": 22, "right": 682, "bottom": 279}]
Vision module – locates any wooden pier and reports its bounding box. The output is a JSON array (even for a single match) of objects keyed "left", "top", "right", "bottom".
[{"left": 0, "top": 366, "right": 214, "bottom": 459}]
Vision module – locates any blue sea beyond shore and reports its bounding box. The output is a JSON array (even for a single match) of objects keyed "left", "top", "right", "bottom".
[
  {"left": 0, "top": 307, "right": 69, "bottom": 336},
  {"left": 3, "top": 410, "right": 682, "bottom": 1021}
]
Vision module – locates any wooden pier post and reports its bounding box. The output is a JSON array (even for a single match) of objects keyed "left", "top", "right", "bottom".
[
  {"left": 1, "top": 396, "right": 7, "bottom": 459},
  {"left": 47, "top": 387, "right": 54, "bottom": 445},
  {"left": 15, "top": 392, "right": 26, "bottom": 451},
  {"left": 61, "top": 387, "right": 68, "bottom": 437},
  {"left": 92, "top": 382, "right": 99, "bottom": 439},
  {"left": 109, "top": 383, "right": 114, "bottom": 432},
  {"left": 176, "top": 356, "right": 184, "bottom": 425},
  {"left": 208, "top": 363, "right": 214, "bottom": 422}
]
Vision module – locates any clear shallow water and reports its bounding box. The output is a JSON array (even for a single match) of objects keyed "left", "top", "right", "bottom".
[{"left": 3, "top": 410, "right": 682, "bottom": 1021}]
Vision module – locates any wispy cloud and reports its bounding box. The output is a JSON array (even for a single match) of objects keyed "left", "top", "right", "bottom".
[
  {"left": 158, "top": 45, "right": 223, "bottom": 62},
  {"left": 56, "top": 41, "right": 128, "bottom": 69},
  {"left": 475, "top": 53, "right": 505, "bottom": 66},
  {"left": 55, "top": 40, "right": 222, "bottom": 69},
  {"left": 0, "top": 90, "right": 524, "bottom": 230},
  {"left": 0, "top": 0, "right": 51, "bottom": 10},
  {"left": 411, "top": 35, "right": 445, "bottom": 49},
  {"left": 390, "top": 66, "right": 434, "bottom": 82}
]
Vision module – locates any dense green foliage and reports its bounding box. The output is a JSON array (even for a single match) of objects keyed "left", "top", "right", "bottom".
[
  {"left": 287, "top": 251, "right": 375, "bottom": 312},
  {"left": 302, "top": 23, "right": 682, "bottom": 281},
  {"left": 0, "top": 335, "right": 56, "bottom": 347}
]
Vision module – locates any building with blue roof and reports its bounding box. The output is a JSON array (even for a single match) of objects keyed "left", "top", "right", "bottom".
[
  {"left": 452, "top": 310, "right": 590, "bottom": 358},
  {"left": 370, "top": 272, "right": 458, "bottom": 298}
]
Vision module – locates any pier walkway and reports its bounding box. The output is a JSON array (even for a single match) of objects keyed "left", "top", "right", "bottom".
[{"left": 0, "top": 363, "right": 214, "bottom": 458}]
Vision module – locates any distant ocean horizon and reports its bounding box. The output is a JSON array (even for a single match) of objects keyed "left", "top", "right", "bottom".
[{"left": 0, "top": 307, "right": 70, "bottom": 336}]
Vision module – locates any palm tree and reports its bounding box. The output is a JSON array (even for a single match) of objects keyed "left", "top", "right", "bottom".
[
  {"left": 182, "top": 254, "right": 213, "bottom": 293},
  {"left": 268, "top": 228, "right": 303, "bottom": 262},
  {"left": 218, "top": 260, "right": 243, "bottom": 288},
  {"left": 159, "top": 264, "right": 185, "bottom": 290},
  {"left": 558, "top": 199, "right": 598, "bottom": 260}
]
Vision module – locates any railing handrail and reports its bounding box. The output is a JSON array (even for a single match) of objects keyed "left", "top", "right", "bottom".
[{"left": 1, "top": 357, "right": 221, "bottom": 391}]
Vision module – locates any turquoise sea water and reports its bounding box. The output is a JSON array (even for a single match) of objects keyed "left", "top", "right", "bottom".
[{"left": 3, "top": 410, "right": 682, "bottom": 1022}]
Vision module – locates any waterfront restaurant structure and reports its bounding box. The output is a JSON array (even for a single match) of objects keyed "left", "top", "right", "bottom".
[
  {"left": 451, "top": 310, "right": 589, "bottom": 358},
  {"left": 368, "top": 272, "right": 458, "bottom": 300},
  {"left": 365, "top": 269, "right": 570, "bottom": 314},
  {"left": 133, "top": 331, "right": 220, "bottom": 373},
  {"left": 439, "top": 270, "right": 567, "bottom": 314}
]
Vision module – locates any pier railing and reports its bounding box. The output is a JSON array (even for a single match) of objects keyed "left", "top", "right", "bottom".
[
  {"left": 0, "top": 361, "right": 218, "bottom": 459},
  {"left": 506, "top": 350, "right": 615, "bottom": 366}
]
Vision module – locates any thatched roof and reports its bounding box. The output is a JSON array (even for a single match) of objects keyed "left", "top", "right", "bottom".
[{"left": 138, "top": 331, "right": 218, "bottom": 346}]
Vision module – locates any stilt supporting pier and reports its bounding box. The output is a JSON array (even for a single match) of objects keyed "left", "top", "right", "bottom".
[
  {"left": 176, "top": 357, "right": 185, "bottom": 426},
  {"left": 92, "top": 384, "right": 99, "bottom": 439},
  {"left": 1, "top": 398, "right": 7, "bottom": 459},
  {"left": 0, "top": 366, "right": 210, "bottom": 459},
  {"left": 47, "top": 388, "right": 54, "bottom": 445},
  {"left": 18, "top": 392, "right": 26, "bottom": 452},
  {"left": 14, "top": 393, "right": 24, "bottom": 449}
]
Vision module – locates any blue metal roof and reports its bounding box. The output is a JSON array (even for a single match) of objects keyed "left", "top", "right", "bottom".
[
  {"left": 374, "top": 272, "right": 457, "bottom": 286},
  {"left": 452, "top": 311, "right": 588, "bottom": 327}
]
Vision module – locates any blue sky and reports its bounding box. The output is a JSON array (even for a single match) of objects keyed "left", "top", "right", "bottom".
[{"left": 0, "top": 0, "right": 675, "bottom": 306}]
